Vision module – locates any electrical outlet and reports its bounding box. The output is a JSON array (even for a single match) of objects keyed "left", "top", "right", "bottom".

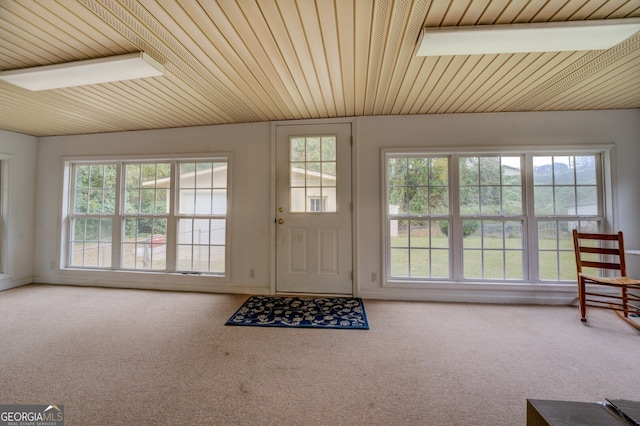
[
  {"left": 371, "top": 272, "right": 378, "bottom": 282},
  {"left": 249, "top": 268, "right": 255, "bottom": 279}
]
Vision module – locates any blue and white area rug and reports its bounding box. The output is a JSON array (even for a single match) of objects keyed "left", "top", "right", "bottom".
[{"left": 225, "top": 295, "right": 369, "bottom": 330}]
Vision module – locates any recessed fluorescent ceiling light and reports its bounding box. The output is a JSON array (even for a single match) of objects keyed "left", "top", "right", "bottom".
[
  {"left": 0, "top": 52, "right": 164, "bottom": 91},
  {"left": 417, "top": 18, "right": 640, "bottom": 56}
]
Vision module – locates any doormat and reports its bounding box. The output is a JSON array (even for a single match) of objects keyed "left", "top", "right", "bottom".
[{"left": 225, "top": 295, "right": 369, "bottom": 330}]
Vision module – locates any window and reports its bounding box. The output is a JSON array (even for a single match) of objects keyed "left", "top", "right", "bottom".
[
  {"left": 66, "top": 157, "right": 229, "bottom": 275},
  {"left": 176, "top": 161, "right": 227, "bottom": 273},
  {"left": 69, "top": 163, "right": 116, "bottom": 268},
  {"left": 459, "top": 156, "right": 524, "bottom": 280},
  {"left": 533, "top": 155, "right": 601, "bottom": 281},
  {"left": 290, "top": 135, "right": 337, "bottom": 212},
  {"left": 384, "top": 151, "right": 604, "bottom": 284},
  {"left": 387, "top": 156, "right": 450, "bottom": 278}
]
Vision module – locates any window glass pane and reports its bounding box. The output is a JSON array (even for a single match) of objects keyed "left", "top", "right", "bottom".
[
  {"left": 534, "top": 186, "right": 554, "bottom": 215},
  {"left": 306, "top": 162, "right": 321, "bottom": 186},
  {"left": 209, "top": 245, "right": 225, "bottom": 274},
  {"left": 388, "top": 158, "right": 407, "bottom": 186},
  {"left": 505, "top": 251, "right": 523, "bottom": 280},
  {"left": 479, "top": 157, "right": 500, "bottom": 185},
  {"left": 483, "top": 250, "right": 504, "bottom": 279},
  {"left": 291, "top": 163, "right": 306, "bottom": 186},
  {"left": 408, "top": 187, "right": 428, "bottom": 215},
  {"left": 177, "top": 245, "right": 193, "bottom": 271},
  {"left": 554, "top": 156, "right": 574, "bottom": 185},
  {"left": 409, "top": 220, "right": 428, "bottom": 248},
  {"left": 483, "top": 221, "right": 503, "bottom": 248},
  {"left": 178, "top": 219, "right": 193, "bottom": 244},
  {"left": 558, "top": 250, "right": 576, "bottom": 281},
  {"left": 539, "top": 251, "right": 558, "bottom": 281},
  {"left": 195, "top": 163, "right": 213, "bottom": 188},
  {"left": 576, "top": 187, "right": 597, "bottom": 215},
  {"left": 431, "top": 250, "right": 449, "bottom": 278},
  {"left": 554, "top": 186, "right": 575, "bottom": 215},
  {"left": 291, "top": 138, "right": 306, "bottom": 161},
  {"left": 459, "top": 157, "right": 478, "bottom": 185},
  {"left": 410, "top": 249, "right": 428, "bottom": 277},
  {"left": 390, "top": 248, "right": 409, "bottom": 277},
  {"left": 306, "top": 137, "right": 321, "bottom": 161},
  {"left": 322, "top": 187, "right": 336, "bottom": 212},
  {"left": 460, "top": 186, "right": 479, "bottom": 215},
  {"left": 480, "top": 186, "right": 501, "bottom": 215},
  {"left": 392, "top": 220, "right": 408, "bottom": 247},
  {"left": 533, "top": 156, "right": 553, "bottom": 185},
  {"left": 322, "top": 162, "right": 336, "bottom": 180},
  {"left": 434, "top": 221, "right": 449, "bottom": 248},
  {"left": 429, "top": 187, "right": 449, "bottom": 215},
  {"left": 429, "top": 158, "right": 448, "bottom": 185},
  {"left": 501, "top": 157, "right": 521, "bottom": 185},
  {"left": 463, "top": 250, "right": 481, "bottom": 279},
  {"left": 502, "top": 186, "right": 522, "bottom": 215},
  {"left": 290, "top": 135, "right": 338, "bottom": 213},
  {"left": 212, "top": 162, "right": 227, "bottom": 187},
  {"left": 321, "top": 137, "right": 336, "bottom": 161},
  {"left": 505, "top": 221, "right": 523, "bottom": 249},
  {"left": 575, "top": 156, "right": 596, "bottom": 184}
]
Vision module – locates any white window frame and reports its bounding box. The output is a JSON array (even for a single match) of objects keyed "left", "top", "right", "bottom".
[
  {"left": 62, "top": 155, "right": 231, "bottom": 277},
  {"left": 0, "top": 159, "right": 5, "bottom": 274},
  {"left": 382, "top": 146, "right": 613, "bottom": 288}
]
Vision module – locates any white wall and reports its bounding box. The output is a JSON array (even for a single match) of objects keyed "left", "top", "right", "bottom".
[
  {"left": 29, "top": 109, "right": 640, "bottom": 302},
  {"left": 355, "top": 109, "right": 640, "bottom": 303},
  {"left": 0, "top": 129, "right": 37, "bottom": 290}
]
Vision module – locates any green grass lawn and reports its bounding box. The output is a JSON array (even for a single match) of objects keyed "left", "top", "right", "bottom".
[{"left": 390, "top": 235, "right": 579, "bottom": 280}]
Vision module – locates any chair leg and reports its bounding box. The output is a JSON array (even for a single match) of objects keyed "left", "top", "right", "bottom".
[
  {"left": 579, "top": 278, "right": 587, "bottom": 322},
  {"left": 621, "top": 287, "right": 628, "bottom": 318}
]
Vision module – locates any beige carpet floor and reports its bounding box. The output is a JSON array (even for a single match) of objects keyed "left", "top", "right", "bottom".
[{"left": 1, "top": 284, "right": 638, "bottom": 425}]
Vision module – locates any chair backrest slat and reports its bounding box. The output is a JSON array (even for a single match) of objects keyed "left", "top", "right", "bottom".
[
  {"left": 575, "top": 232, "right": 620, "bottom": 241},
  {"left": 580, "top": 261, "right": 621, "bottom": 270},
  {"left": 572, "top": 230, "right": 627, "bottom": 277},
  {"left": 579, "top": 247, "right": 620, "bottom": 256}
]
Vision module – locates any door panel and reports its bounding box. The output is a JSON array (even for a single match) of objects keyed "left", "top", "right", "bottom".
[{"left": 276, "top": 123, "right": 352, "bottom": 295}]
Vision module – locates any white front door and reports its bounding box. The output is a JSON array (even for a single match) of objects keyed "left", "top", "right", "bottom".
[{"left": 275, "top": 123, "right": 353, "bottom": 295}]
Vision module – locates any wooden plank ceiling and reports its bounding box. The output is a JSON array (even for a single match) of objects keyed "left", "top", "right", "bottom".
[{"left": 0, "top": 0, "right": 639, "bottom": 137}]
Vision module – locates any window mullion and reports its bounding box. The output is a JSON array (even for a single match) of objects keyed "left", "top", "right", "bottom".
[
  {"left": 523, "top": 154, "right": 539, "bottom": 281},
  {"left": 450, "top": 154, "right": 462, "bottom": 281},
  {"left": 165, "top": 161, "right": 177, "bottom": 271},
  {"left": 112, "top": 162, "right": 122, "bottom": 270}
]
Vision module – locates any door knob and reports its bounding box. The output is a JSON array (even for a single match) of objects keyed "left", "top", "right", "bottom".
[{"left": 278, "top": 218, "right": 284, "bottom": 224}]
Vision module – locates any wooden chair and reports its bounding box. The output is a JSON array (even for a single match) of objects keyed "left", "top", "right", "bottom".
[{"left": 572, "top": 230, "right": 640, "bottom": 330}]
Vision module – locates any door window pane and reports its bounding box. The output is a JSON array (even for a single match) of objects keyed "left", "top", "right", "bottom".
[{"left": 290, "top": 135, "right": 337, "bottom": 212}]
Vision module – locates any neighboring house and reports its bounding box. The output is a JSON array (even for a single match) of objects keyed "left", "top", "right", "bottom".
[{"left": 147, "top": 164, "right": 337, "bottom": 244}]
